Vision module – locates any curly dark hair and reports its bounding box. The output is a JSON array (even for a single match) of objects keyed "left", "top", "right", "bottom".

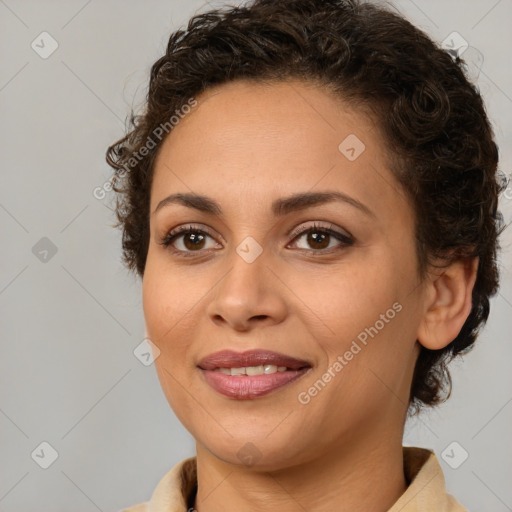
[{"left": 105, "top": 0, "right": 505, "bottom": 413}]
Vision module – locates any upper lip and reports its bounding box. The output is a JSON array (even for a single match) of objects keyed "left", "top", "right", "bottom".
[{"left": 198, "top": 349, "right": 312, "bottom": 371}]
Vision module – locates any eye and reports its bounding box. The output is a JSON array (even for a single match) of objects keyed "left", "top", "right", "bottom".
[
  {"left": 159, "top": 224, "right": 220, "bottom": 256},
  {"left": 287, "top": 222, "right": 354, "bottom": 253},
  {"left": 159, "top": 221, "right": 354, "bottom": 258}
]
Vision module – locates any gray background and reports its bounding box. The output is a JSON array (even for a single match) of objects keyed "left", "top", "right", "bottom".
[{"left": 1, "top": 0, "right": 511, "bottom": 510}]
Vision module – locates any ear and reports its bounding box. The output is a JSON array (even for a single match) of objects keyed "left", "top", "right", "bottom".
[{"left": 417, "top": 257, "right": 479, "bottom": 350}]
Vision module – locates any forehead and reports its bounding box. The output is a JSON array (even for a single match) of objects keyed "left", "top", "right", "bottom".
[{"left": 151, "top": 79, "right": 407, "bottom": 220}]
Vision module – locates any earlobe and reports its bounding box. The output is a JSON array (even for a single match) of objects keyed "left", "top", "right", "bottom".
[{"left": 417, "top": 257, "right": 479, "bottom": 351}]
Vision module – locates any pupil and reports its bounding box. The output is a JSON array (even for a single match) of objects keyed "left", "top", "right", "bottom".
[
  {"left": 309, "top": 232, "right": 328, "bottom": 249},
  {"left": 185, "top": 233, "right": 205, "bottom": 250}
]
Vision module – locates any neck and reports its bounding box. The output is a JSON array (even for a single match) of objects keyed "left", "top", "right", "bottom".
[{"left": 193, "top": 431, "right": 407, "bottom": 512}]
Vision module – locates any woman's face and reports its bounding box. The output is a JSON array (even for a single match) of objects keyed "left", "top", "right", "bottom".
[{"left": 143, "top": 79, "right": 426, "bottom": 469}]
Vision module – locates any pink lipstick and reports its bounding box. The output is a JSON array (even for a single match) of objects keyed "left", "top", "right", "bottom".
[{"left": 197, "top": 349, "right": 312, "bottom": 399}]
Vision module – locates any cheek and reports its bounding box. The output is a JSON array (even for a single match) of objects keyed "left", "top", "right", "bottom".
[
  {"left": 321, "top": 297, "right": 418, "bottom": 417},
  {"left": 142, "top": 252, "right": 195, "bottom": 355},
  {"left": 292, "top": 257, "right": 416, "bottom": 394},
  {"left": 292, "top": 260, "right": 402, "bottom": 344},
  {"left": 142, "top": 258, "right": 201, "bottom": 423}
]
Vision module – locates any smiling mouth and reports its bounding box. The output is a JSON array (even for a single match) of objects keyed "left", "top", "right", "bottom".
[{"left": 197, "top": 349, "right": 312, "bottom": 399}]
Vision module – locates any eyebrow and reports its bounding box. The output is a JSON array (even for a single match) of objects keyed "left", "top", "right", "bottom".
[{"left": 153, "top": 190, "right": 375, "bottom": 218}]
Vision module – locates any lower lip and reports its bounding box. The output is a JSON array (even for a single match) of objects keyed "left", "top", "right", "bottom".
[{"left": 199, "top": 368, "right": 310, "bottom": 399}]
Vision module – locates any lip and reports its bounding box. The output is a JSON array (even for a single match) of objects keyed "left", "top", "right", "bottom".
[
  {"left": 197, "top": 349, "right": 311, "bottom": 371},
  {"left": 197, "top": 349, "right": 312, "bottom": 400}
]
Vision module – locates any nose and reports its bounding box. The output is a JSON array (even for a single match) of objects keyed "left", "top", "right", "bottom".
[{"left": 206, "top": 247, "right": 287, "bottom": 332}]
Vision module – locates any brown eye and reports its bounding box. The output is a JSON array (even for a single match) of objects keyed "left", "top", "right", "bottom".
[
  {"left": 181, "top": 232, "right": 207, "bottom": 250},
  {"left": 159, "top": 225, "right": 220, "bottom": 256},
  {"left": 289, "top": 223, "right": 354, "bottom": 252},
  {"left": 305, "top": 231, "right": 330, "bottom": 250}
]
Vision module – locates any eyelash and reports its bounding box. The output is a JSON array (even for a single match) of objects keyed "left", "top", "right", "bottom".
[{"left": 158, "top": 222, "right": 354, "bottom": 258}]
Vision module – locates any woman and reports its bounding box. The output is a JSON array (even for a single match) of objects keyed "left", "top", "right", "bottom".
[{"left": 106, "top": 0, "right": 504, "bottom": 510}]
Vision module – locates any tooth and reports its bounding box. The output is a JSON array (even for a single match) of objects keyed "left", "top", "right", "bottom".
[
  {"left": 214, "top": 365, "right": 286, "bottom": 375},
  {"left": 246, "top": 365, "right": 264, "bottom": 376}
]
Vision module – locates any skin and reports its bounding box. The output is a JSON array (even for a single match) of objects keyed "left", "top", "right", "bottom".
[{"left": 142, "top": 79, "right": 477, "bottom": 511}]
